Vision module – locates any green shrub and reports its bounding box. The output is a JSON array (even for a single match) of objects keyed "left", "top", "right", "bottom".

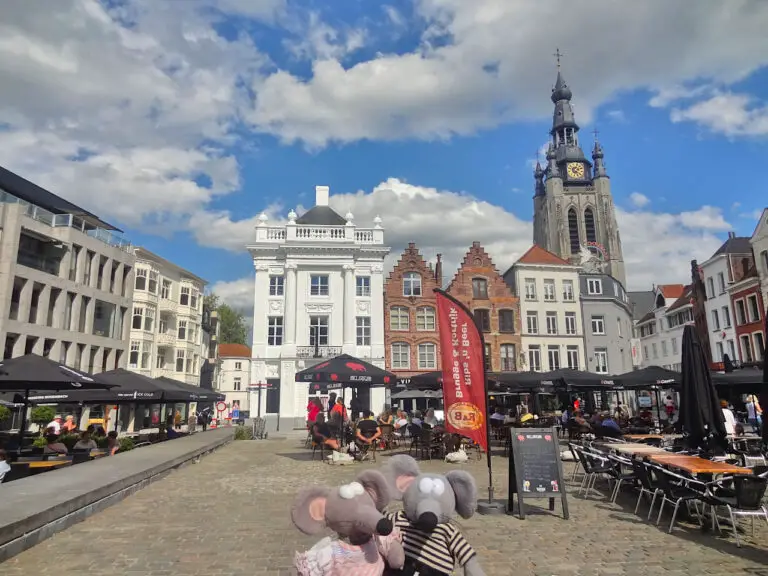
[
  {"left": 95, "top": 436, "right": 109, "bottom": 449},
  {"left": 30, "top": 406, "right": 56, "bottom": 430},
  {"left": 0, "top": 405, "right": 11, "bottom": 422},
  {"left": 118, "top": 437, "right": 135, "bottom": 452},
  {"left": 59, "top": 434, "right": 79, "bottom": 450},
  {"left": 32, "top": 436, "right": 48, "bottom": 448},
  {"left": 234, "top": 425, "right": 253, "bottom": 440}
]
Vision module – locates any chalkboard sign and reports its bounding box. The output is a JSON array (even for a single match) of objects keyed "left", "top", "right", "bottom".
[{"left": 508, "top": 426, "right": 569, "bottom": 520}]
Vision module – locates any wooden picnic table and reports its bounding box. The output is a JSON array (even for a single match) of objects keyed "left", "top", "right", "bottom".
[{"left": 648, "top": 453, "right": 752, "bottom": 475}]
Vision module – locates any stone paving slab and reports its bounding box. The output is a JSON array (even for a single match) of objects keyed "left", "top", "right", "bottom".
[{"left": 3, "top": 439, "right": 768, "bottom": 575}]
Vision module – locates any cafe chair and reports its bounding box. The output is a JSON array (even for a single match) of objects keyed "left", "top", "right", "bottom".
[
  {"left": 567, "top": 443, "right": 585, "bottom": 482},
  {"left": 575, "top": 448, "right": 613, "bottom": 499},
  {"left": 653, "top": 467, "right": 705, "bottom": 533},
  {"left": 631, "top": 460, "right": 662, "bottom": 520},
  {"left": 710, "top": 475, "right": 768, "bottom": 548},
  {"left": 407, "top": 424, "right": 422, "bottom": 457},
  {"left": 72, "top": 450, "right": 92, "bottom": 465},
  {"left": 606, "top": 454, "right": 636, "bottom": 503},
  {"left": 2, "top": 463, "right": 31, "bottom": 483}
]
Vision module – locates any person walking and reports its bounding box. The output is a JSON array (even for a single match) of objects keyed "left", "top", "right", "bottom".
[{"left": 746, "top": 395, "right": 763, "bottom": 433}]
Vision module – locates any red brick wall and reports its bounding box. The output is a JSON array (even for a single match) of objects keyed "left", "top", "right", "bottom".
[
  {"left": 445, "top": 242, "right": 522, "bottom": 372},
  {"left": 730, "top": 282, "right": 765, "bottom": 362}
]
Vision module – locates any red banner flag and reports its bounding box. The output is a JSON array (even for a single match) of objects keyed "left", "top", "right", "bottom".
[{"left": 435, "top": 290, "right": 489, "bottom": 452}]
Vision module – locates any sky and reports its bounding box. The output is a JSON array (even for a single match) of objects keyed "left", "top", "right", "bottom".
[{"left": 1, "top": 0, "right": 767, "bottom": 316}]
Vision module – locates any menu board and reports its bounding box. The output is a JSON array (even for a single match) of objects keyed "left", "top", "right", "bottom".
[{"left": 508, "top": 426, "right": 569, "bottom": 520}]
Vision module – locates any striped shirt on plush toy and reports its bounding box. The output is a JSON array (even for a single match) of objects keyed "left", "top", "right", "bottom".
[{"left": 387, "top": 511, "right": 476, "bottom": 574}]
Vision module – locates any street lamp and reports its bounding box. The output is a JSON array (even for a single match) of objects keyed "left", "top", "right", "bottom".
[
  {"left": 257, "top": 380, "right": 265, "bottom": 418},
  {"left": 312, "top": 326, "right": 320, "bottom": 358}
]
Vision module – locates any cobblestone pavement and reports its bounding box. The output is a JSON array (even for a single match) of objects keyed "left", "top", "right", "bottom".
[{"left": 4, "top": 438, "right": 768, "bottom": 576}]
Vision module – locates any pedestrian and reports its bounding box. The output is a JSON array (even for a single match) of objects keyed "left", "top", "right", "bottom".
[
  {"left": 174, "top": 410, "right": 182, "bottom": 430},
  {"left": 198, "top": 409, "right": 209, "bottom": 432},
  {"left": 187, "top": 411, "right": 197, "bottom": 434},
  {"left": 746, "top": 395, "right": 762, "bottom": 433},
  {"left": 721, "top": 399, "right": 736, "bottom": 435}
]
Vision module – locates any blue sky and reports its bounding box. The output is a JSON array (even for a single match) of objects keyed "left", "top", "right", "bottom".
[{"left": 1, "top": 0, "right": 767, "bottom": 312}]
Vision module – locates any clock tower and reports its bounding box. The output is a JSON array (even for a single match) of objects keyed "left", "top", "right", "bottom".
[{"left": 532, "top": 58, "right": 627, "bottom": 288}]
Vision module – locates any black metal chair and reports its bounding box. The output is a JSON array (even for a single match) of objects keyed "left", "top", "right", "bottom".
[
  {"left": 605, "top": 454, "right": 637, "bottom": 503},
  {"left": 575, "top": 447, "right": 613, "bottom": 498},
  {"left": 72, "top": 450, "right": 92, "bottom": 465},
  {"left": 653, "top": 466, "right": 704, "bottom": 533},
  {"left": 711, "top": 474, "right": 768, "bottom": 547},
  {"left": 631, "top": 459, "right": 662, "bottom": 520},
  {"left": 407, "top": 424, "right": 422, "bottom": 457}
]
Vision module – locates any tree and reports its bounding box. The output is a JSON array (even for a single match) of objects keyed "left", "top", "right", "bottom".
[{"left": 205, "top": 293, "right": 248, "bottom": 345}]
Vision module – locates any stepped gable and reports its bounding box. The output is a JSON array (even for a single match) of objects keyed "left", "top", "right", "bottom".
[
  {"left": 446, "top": 241, "right": 513, "bottom": 298},
  {"left": 386, "top": 242, "right": 435, "bottom": 284}
]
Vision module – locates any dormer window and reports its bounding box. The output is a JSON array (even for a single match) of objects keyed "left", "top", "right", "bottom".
[{"left": 403, "top": 272, "right": 422, "bottom": 297}]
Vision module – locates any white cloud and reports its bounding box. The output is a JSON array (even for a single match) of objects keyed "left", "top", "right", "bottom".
[
  {"left": 739, "top": 209, "right": 764, "bottom": 221},
  {"left": 382, "top": 5, "right": 406, "bottom": 28},
  {"left": 606, "top": 109, "right": 626, "bottom": 123},
  {"left": 211, "top": 178, "right": 733, "bottom": 316},
  {"left": 629, "top": 192, "right": 650, "bottom": 209},
  {"left": 648, "top": 83, "right": 713, "bottom": 108},
  {"left": 283, "top": 11, "right": 366, "bottom": 61},
  {"left": 210, "top": 276, "right": 255, "bottom": 312},
  {"left": 246, "top": 0, "right": 768, "bottom": 147},
  {"left": 670, "top": 92, "right": 768, "bottom": 136}
]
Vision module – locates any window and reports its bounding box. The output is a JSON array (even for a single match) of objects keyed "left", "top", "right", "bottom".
[
  {"left": 722, "top": 306, "right": 732, "bottom": 327},
  {"left": 661, "top": 340, "right": 668, "bottom": 357},
  {"left": 568, "top": 208, "right": 579, "bottom": 254},
  {"left": 499, "top": 310, "right": 515, "bottom": 333},
  {"left": 526, "top": 312, "right": 538, "bottom": 334},
  {"left": 524, "top": 278, "right": 537, "bottom": 300},
  {"left": 754, "top": 332, "right": 765, "bottom": 361},
  {"left": 472, "top": 278, "right": 488, "bottom": 299},
  {"left": 189, "top": 323, "right": 197, "bottom": 343},
  {"left": 543, "top": 280, "right": 556, "bottom": 301},
  {"left": 144, "top": 307, "right": 155, "bottom": 332},
  {"left": 148, "top": 271, "right": 158, "bottom": 294},
  {"left": 740, "top": 335, "right": 753, "bottom": 362},
  {"left": 727, "top": 339, "right": 736, "bottom": 360},
  {"left": 309, "top": 316, "right": 329, "bottom": 346},
  {"left": 141, "top": 342, "right": 150, "bottom": 369},
  {"left": 562, "top": 280, "right": 574, "bottom": 301},
  {"left": 418, "top": 343, "right": 437, "bottom": 369},
  {"left": 268, "top": 316, "right": 283, "bottom": 346},
  {"left": 180, "top": 286, "right": 190, "bottom": 306},
  {"left": 356, "top": 317, "right": 371, "bottom": 345},
  {"left": 528, "top": 346, "right": 541, "bottom": 371},
  {"left": 403, "top": 272, "right": 422, "bottom": 297},
  {"left": 587, "top": 279, "right": 602, "bottom": 295},
  {"left": 474, "top": 309, "right": 491, "bottom": 332},
  {"left": 484, "top": 344, "right": 492, "bottom": 370},
  {"left": 565, "top": 312, "right": 577, "bottom": 335},
  {"left": 706, "top": 277, "right": 715, "bottom": 299},
  {"left": 269, "top": 275, "right": 284, "bottom": 296},
  {"left": 547, "top": 346, "right": 560, "bottom": 370},
  {"left": 156, "top": 349, "right": 165, "bottom": 369},
  {"left": 390, "top": 306, "right": 409, "bottom": 330},
  {"left": 178, "top": 320, "right": 187, "bottom": 340},
  {"left": 584, "top": 207, "right": 596, "bottom": 243},
  {"left": 762, "top": 250, "right": 768, "bottom": 275},
  {"left": 159, "top": 317, "right": 168, "bottom": 335},
  {"left": 176, "top": 349, "right": 185, "bottom": 372},
  {"left": 735, "top": 299, "right": 747, "bottom": 325},
  {"left": 161, "top": 280, "right": 171, "bottom": 299},
  {"left": 391, "top": 343, "right": 410, "bottom": 369},
  {"left": 652, "top": 343, "right": 658, "bottom": 358},
  {"left": 234, "top": 378, "right": 242, "bottom": 391},
  {"left": 135, "top": 269, "right": 147, "bottom": 291},
  {"left": 566, "top": 346, "right": 579, "bottom": 369},
  {"left": 500, "top": 344, "right": 516, "bottom": 371},
  {"left": 643, "top": 345, "right": 649, "bottom": 360},
  {"left": 545, "top": 312, "right": 558, "bottom": 335},
  {"left": 235, "top": 361, "right": 242, "bottom": 370},
  {"left": 191, "top": 290, "right": 199, "bottom": 310},
  {"left": 717, "top": 272, "right": 726, "bottom": 294},
  {"left": 616, "top": 317, "right": 622, "bottom": 338},
  {"left": 747, "top": 295, "right": 760, "bottom": 323},
  {"left": 129, "top": 341, "right": 139, "bottom": 368},
  {"left": 356, "top": 276, "right": 371, "bottom": 297},
  {"left": 310, "top": 274, "right": 329, "bottom": 296},
  {"left": 591, "top": 315, "right": 605, "bottom": 335},
  {"left": 711, "top": 309, "right": 720, "bottom": 330},
  {"left": 132, "top": 307, "right": 143, "bottom": 330},
  {"left": 716, "top": 341, "right": 724, "bottom": 362},
  {"left": 416, "top": 306, "right": 435, "bottom": 331},
  {"left": 594, "top": 348, "right": 608, "bottom": 373}
]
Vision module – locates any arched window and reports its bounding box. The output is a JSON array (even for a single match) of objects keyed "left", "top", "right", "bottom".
[
  {"left": 402, "top": 272, "right": 422, "bottom": 297},
  {"left": 584, "top": 207, "right": 597, "bottom": 243},
  {"left": 568, "top": 208, "right": 580, "bottom": 254}
]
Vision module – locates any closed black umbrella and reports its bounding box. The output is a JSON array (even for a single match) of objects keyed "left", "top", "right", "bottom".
[
  {"left": 679, "top": 324, "right": 727, "bottom": 453},
  {"left": 295, "top": 354, "right": 396, "bottom": 387}
]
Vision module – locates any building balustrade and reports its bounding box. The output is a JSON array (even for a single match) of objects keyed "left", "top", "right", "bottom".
[
  {"left": 296, "top": 346, "right": 342, "bottom": 358},
  {"left": 254, "top": 224, "right": 384, "bottom": 245}
]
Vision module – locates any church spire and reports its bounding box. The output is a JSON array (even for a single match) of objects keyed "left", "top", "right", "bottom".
[
  {"left": 592, "top": 128, "right": 608, "bottom": 178},
  {"left": 534, "top": 159, "right": 545, "bottom": 196}
]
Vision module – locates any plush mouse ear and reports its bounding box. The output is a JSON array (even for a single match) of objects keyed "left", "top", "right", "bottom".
[
  {"left": 356, "top": 469, "right": 391, "bottom": 511},
  {"left": 382, "top": 454, "right": 420, "bottom": 500},
  {"left": 445, "top": 470, "right": 478, "bottom": 519},
  {"left": 291, "top": 485, "right": 331, "bottom": 535}
]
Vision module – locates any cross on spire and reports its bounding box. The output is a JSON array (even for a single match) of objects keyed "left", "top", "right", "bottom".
[
  {"left": 592, "top": 127, "right": 600, "bottom": 142},
  {"left": 553, "top": 48, "right": 564, "bottom": 69}
]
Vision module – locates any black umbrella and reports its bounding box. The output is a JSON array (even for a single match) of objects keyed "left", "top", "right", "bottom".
[
  {"left": 156, "top": 376, "right": 225, "bottom": 402},
  {"left": 711, "top": 368, "right": 764, "bottom": 387},
  {"left": 26, "top": 369, "right": 165, "bottom": 404},
  {"left": 406, "top": 371, "right": 443, "bottom": 390},
  {"left": 760, "top": 306, "right": 768, "bottom": 446},
  {"left": 679, "top": 324, "right": 727, "bottom": 453},
  {"left": 0, "top": 354, "right": 113, "bottom": 391},
  {"left": 614, "top": 366, "right": 681, "bottom": 390},
  {"left": 295, "top": 354, "right": 396, "bottom": 387},
  {"left": 490, "top": 370, "right": 558, "bottom": 394}
]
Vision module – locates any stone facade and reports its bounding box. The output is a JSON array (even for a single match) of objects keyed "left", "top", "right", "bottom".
[
  {"left": 447, "top": 242, "right": 521, "bottom": 372},
  {"left": 383, "top": 243, "right": 442, "bottom": 377}
]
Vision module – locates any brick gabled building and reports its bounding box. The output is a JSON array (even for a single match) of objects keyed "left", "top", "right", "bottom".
[
  {"left": 727, "top": 260, "right": 765, "bottom": 365},
  {"left": 384, "top": 243, "right": 443, "bottom": 378},
  {"left": 446, "top": 242, "right": 521, "bottom": 372}
]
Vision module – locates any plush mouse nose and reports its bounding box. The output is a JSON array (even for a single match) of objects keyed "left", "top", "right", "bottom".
[
  {"left": 376, "top": 517, "right": 393, "bottom": 535},
  {"left": 415, "top": 512, "right": 438, "bottom": 532}
]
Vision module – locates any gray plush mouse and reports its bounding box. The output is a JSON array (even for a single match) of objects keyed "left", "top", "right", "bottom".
[
  {"left": 381, "top": 455, "right": 486, "bottom": 576},
  {"left": 291, "top": 469, "right": 405, "bottom": 576}
]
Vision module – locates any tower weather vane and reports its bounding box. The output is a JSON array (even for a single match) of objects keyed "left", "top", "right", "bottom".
[
  {"left": 553, "top": 48, "right": 564, "bottom": 69},
  {"left": 592, "top": 127, "right": 600, "bottom": 142}
]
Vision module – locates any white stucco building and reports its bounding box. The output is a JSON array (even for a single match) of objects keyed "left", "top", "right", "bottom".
[
  {"left": 217, "top": 343, "right": 252, "bottom": 417},
  {"left": 247, "top": 186, "right": 390, "bottom": 431},
  {"left": 700, "top": 233, "right": 753, "bottom": 363},
  {"left": 503, "top": 245, "right": 585, "bottom": 372},
  {"left": 128, "top": 248, "right": 208, "bottom": 386},
  {"left": 635, "top": 284, "right": 692, "bottom": 371}
]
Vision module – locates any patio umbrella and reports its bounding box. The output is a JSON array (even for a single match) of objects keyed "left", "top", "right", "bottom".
[
  {"left": 0, "top": 354, "right": 113, "bottom": 391},
  {"left": 406, "top": 371, "right": 443, "bottom": 390},
  {"left": 679, "top": 324, "right": 727, "bottom": 454},
  {"left": 711, "top": 368, "right": 764, "bottom": 387},
  {"left": 614, "top": 366, "right": 681, "bottom": 390},
  {"left": 295, "top": 354, "right": 396, "bottom": 387},
  {"left": 156, "top": 376, "right": 225, "bottom": 402}
]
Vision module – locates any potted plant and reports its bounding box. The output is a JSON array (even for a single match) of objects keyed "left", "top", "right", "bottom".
[{"left": 30, "top": 406, "right": 56, "bottom": 434}]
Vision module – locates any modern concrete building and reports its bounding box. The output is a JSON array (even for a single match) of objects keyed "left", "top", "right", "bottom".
[
  {"left": 0, "top": 166, "right": 135, "bottom": 371},
  {"left": 217, "top": 343, "right": 252, "bottom": 417},
  {"left": 127, "top": 248, "right": 207, "bottom": 386},
  {"left": 247, "top": 186, "right": 390, "bottom": 431},
  {"left": 578, "top": 273, "right": 633, "bottom": 375}
]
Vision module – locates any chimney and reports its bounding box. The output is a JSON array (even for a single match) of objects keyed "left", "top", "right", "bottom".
[
  {"left": 728, "top": 231, "right": 736, "bottom": 239},
  {"left": 315, "top": 185, "right": 329, "bottom": 207},
  {"left": 435, "top": 254, "right": 443, "bottom": 286}
]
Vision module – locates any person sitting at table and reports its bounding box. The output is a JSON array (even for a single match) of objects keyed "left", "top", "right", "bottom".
[
  {"left": 44, "top": 434, "right": 68, "bottom": 455},
  {"left": 61, "top": 415, "right": 78, "bottom": 434},
  {"left": 721, "top": 399, "right": 737, "bottom": 435},
  {"left": 355, "top": 410, "right": 382, "bottom": 459},
  {"left": 424, "top": 407, "right": 439, "bottom": 427},
  {"left": 0, "top": 449, "right": 11, "bottom": 482},
  {"left": 73, "top": 430, "right": 98, "bottom": 451},
  {"left": 733, "top": 422, "right": 745, "bottom": 437},
  {"left": 490, "top": 406, "right": 506, "bottom": 422},
  {"left": 165, "top": 415, "right": 181, "bottom": 439},
  {"left": 378, "top": 409, "right": 394, "bottom": 426},
  {"left": 599, "top": 413, "right": 623, "bottom": 438},
  {"left": 311, "top": 414, "right": 339, "bottom": 451},
  {"left": 106, "top": 431, "right": 120, "bottom": 455},
  {"left": 411, "top": 410, "right": 424, "bottom": 428}
]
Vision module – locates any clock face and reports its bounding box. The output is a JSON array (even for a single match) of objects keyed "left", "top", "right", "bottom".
[{"left": 566, "top": 163, "right": 585, "bottom": 179}]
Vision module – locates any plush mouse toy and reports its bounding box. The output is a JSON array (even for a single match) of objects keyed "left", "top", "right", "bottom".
[
  {"left": 382, "top": 455, "right": 485, "bottom": 576},
  {"left": 291, "top": 469, "right": 406, "bottom": 576}
]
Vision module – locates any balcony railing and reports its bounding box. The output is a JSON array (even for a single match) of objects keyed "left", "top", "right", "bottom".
[
  {"left": 296, "top": 346, "right": 342, "bottom": 359},
  {"left": 254, "top": 223, "right": 384, "bottom": 245}
]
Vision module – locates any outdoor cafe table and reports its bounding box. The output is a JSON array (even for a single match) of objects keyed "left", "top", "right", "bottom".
[
  {"left": 648, "top": 454, "right": 752, "bottom": 475},
  {"left": 623, "top": 434, "right": 664, "bottom": 441},
  {"left": 602, "top": 443, "right": 668, "bottom": 456}
]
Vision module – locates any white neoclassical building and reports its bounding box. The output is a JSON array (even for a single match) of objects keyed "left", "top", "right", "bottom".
[{"left": 247, "top": 186, "right": 390, "bottom": 431}]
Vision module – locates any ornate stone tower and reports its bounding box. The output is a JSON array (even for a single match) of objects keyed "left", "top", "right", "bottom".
[{"left": 532, "top": 59, "right": 627, "bottom": 288}]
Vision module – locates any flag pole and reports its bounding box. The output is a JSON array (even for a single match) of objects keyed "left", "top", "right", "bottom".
[{"left": 434, "top": 289, "right": 498, "bottom": 512}]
